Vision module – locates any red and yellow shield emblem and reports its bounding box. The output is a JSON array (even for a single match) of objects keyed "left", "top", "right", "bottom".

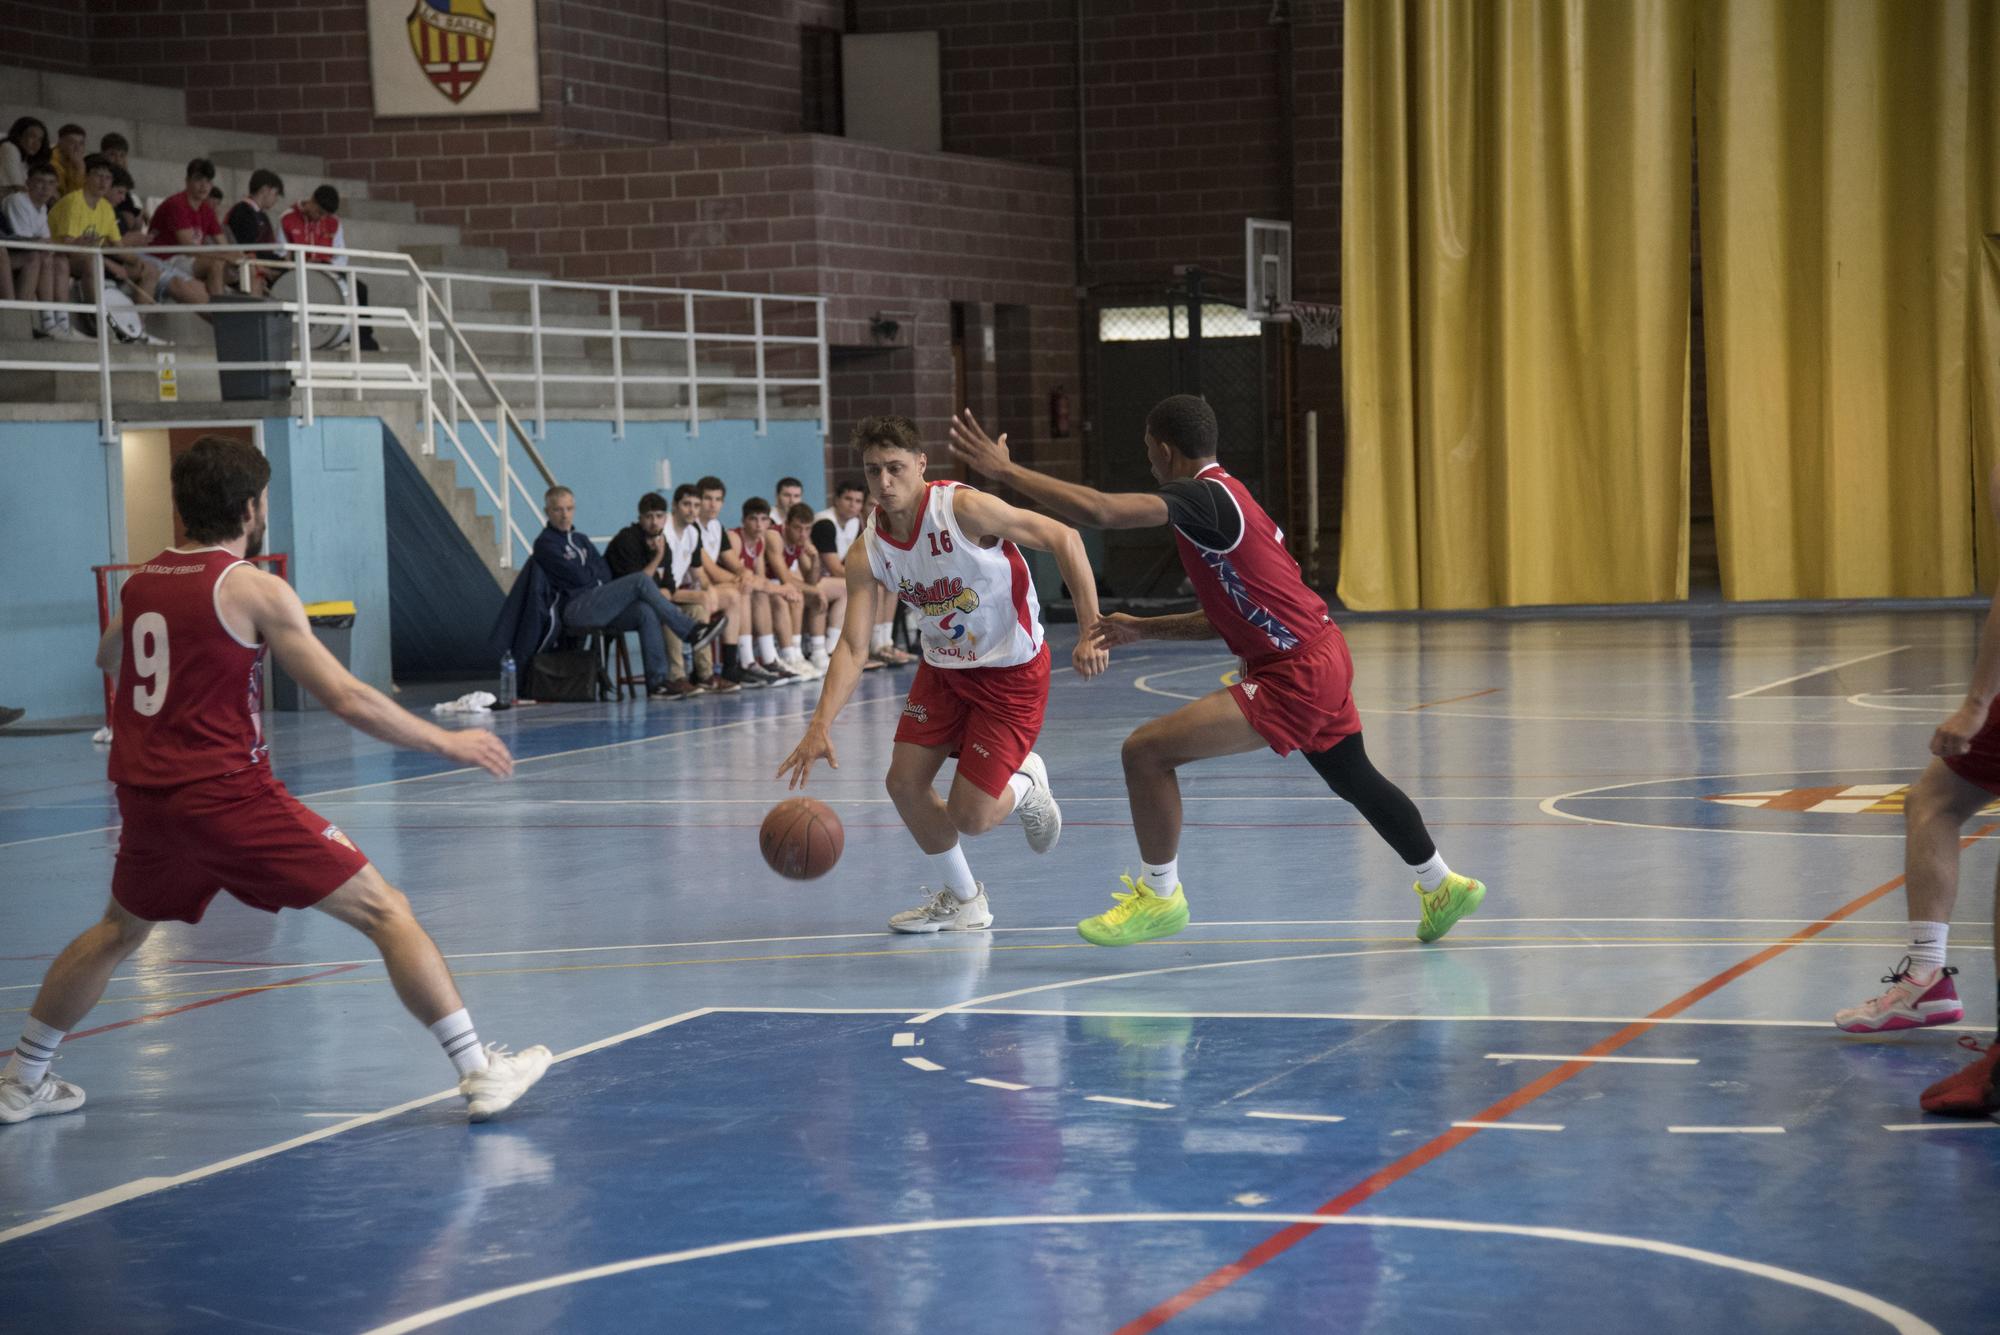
[{"left": 406, "top": 0, "right": 497, "bottom": 104}]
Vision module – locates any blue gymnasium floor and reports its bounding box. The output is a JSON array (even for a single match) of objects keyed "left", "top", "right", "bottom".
[{"left": 1, "top": 614, "right": 1996, "bottom": 1333}]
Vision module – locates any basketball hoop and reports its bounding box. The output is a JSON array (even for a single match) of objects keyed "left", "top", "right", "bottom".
[{"left": 1287, "top": 301, "right": 1340, "bottom": 350}]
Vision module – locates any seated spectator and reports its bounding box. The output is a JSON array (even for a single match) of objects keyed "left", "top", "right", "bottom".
[
  {"left": 811, "top": 479, "right": 883, "bottom": 670},
  {"left": 49, "top": 124, "right": 86, "bottom": 198},
  {"left": 280, "top": 184, "right": 379, "bottom": 351},
  {"left": 532, "top": 486, "right": 727, "bottom": 700},
  {"left": 781, "top": 501, "right": 843, "bottom": 674},
  {"left": 720, "top": 497, "right": 811, "bottom": 682},
  {"left": 603, "top": 490, "right": 701, "bottom": 700},
  {"left": 98, "top": 133, "right": 129, "bottom": 173},
  {"left": 5, "top": 163, "right": 83, "bottom": 341},
  {"left": 146, "top": 159, "right": 228, "bottom": 303},
  {"left": 225, "top": 169, "right": 285, "bottom": 296},
  {"left": 0, "top": 117, "right": 48, "bottom": 199},
  {"left": 775, "top": 476, "right": 805, "bottom": 517},
  {"left": 662, "top": 484, "right": 742, "bottom": 693},
  {"left": 690, "top": 476, "right": 771, "bottom": 688},
  {"left": 103, "top": 166, "right": 161, "bottom": 307}
]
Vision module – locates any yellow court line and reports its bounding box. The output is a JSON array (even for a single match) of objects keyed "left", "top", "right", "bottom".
[{"left": 2, "top": 934, "right": 1962, "bottom": 1017}]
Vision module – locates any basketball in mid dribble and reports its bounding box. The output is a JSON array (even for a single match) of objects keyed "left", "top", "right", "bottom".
[{"left": 760, "top": 797, "right": 844, "bottom": 880}]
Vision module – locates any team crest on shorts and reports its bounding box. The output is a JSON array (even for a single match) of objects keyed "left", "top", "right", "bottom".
[
  {"left": 407, "top": 0, "right": 497, "bottom": 103},
  {"left": 903, "top": 701, "right": 929, "bottom": 723},
  {"left": 321, "top": 822, "right": 346, "bottom": 841}
]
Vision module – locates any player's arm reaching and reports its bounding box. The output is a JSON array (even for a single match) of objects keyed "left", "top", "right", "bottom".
[
  {"left": 227, "top": 566, "right": 514, "bottom": 778},
  {"left": 776, "top": 553, "right": 880, "bottom": 788},
  {"left": 1934, "top": 464, "right": 2000, "bottom": 757},
  {"left": 950, "top": 486, "right": 1109, "bottom": 679},
  {"left": 948, "top": 409, "right": 1169, "bottom": 530},
  {"left": 1089, "top": 609, "right": 1221, "bottom": 654}
]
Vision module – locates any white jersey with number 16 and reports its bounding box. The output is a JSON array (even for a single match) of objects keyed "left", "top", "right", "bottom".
[{"left": 863, "top": 481, "right": 1044, "bottom": 671}]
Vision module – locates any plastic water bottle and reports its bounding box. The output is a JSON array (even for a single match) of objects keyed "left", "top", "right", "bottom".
[{"left": 498, "top": 651, "right": 517, "bottom": 710}]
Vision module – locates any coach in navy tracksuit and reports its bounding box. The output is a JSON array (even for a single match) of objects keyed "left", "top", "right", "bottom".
[{"left": 532, "top": 486, "right": 725, "bottom": 697}]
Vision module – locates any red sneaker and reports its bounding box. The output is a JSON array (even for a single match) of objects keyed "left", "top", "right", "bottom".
[
  {"left": 1832, "top": 957, "right": 1962, "bottom": 1033},
  {"left": 1919, "top": 1037, "right": 2000, "bottom": 1117}
]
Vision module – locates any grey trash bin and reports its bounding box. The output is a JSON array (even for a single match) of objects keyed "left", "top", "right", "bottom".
[
  {"left": 272, "top": 602, "right": 355, "bottom": 711},
  {"left": 209, "top": 291, "right": 293, "bottom": 400}
]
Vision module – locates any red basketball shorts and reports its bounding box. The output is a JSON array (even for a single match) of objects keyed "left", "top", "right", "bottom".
[
  {"left": 1229, "top": 627, "right": 1362, "bottom": 757},
  {"left": 894, "top": 644, "right": 1051, "bottom": 798},
  {"left": 112, "top": 767, "right": 370, "bottom": 924},
  {"left": 1942, "top": 700, "right": 2000, "bottom": 794}
]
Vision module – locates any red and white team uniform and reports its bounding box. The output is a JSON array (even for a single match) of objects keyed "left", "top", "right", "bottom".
[
  {"left": 864, "top": 481, "right": 1050, "bottom": 796},
  {"left": 1173, "top": 463, "right": 1360, "bottom": 755},
  {"left": 107, "top": 549, "right": 367, "bottom": 923}
]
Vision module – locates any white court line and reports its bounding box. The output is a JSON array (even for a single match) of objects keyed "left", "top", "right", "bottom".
[
  {"left": 1453, "top": 1120, "right": 1564, "bottom": 1132},
  {"left": 967, "top": 1077, "right": 1031, "bottom": 1092},
  {"left": 357, "top": 1211, "right": 1939, "bottom": 1335},
  {"left": 901, "top": 1056, "right": 944, "bottom": 1072},
  {"left": 891, "top": 1032, "right": 917, "bottom": 1047},
  {"left": 1485, "top": 1053, "right": 1698, "bottom": 1066},
  {"left": 0, "top": 1007, "right": 716, "bottom": 1247},
  {"left": 1085, "top": 1095, "right": 1173, "bottom": 1110},
  {"left": 1729, "top": 646, "right": 1910, "bottom": 699},
  {"left": 301, "top": 1112, "right": 378, "bottom": 1120},
  {"left": 1669, "top": 1126, "right": 1785, "bottom": 1135},
  {"left": 964, "top": 1006, "right": 1985, "bottom": 1031},
  {"left": 1882, "top": 1121, "right": 2000, "bottom": 1133},
  {"left": 1244, "top": 1110, "right": 1345, "bottom": 1124}
]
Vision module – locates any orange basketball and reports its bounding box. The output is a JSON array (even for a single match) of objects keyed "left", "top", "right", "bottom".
[{"left": 760, "top": 796, "right": 844, "bottom": 880}]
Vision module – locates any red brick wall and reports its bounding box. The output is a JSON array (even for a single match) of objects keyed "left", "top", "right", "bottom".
[
  {"left": 1, "top": 0, "right": 91, "bottom": 75},
  {"left": 667, "top": 1, "right": 845, "bottom": 139}
]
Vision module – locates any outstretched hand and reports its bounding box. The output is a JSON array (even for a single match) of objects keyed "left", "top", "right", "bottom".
[
  {"left": 947, "top": 409, "right": 1012, "bottom": 479},
  {"left": 1089, "top": 614, "right": 1147, "bottom": 652},
  {"left": 439, "top": 728, "right": 514, "bottom": 779},
  {"left": 777, "top": 726, "right": 838, "bottom": 789}
]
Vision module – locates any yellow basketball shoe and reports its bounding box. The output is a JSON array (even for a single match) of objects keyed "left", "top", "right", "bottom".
[
  {"left": 1078, "top": 874, "right": 1190, "bottom": 947},
  {"left": 1414, "top": 872, "right": 1485, "bottom": 944}
]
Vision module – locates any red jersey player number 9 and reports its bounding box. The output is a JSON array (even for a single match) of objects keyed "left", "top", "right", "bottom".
[{"left": 131, "top": 612, "right": 170, "bottom": 716}]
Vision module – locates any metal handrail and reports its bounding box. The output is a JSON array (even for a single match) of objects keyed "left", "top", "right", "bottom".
[{"left": 3, "top": 237, "right": 831, "bottom": 566}]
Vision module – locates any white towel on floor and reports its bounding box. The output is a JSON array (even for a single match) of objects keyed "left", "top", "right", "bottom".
[{"left": 431, "top": 692, "right": 497, "bottom": 715}]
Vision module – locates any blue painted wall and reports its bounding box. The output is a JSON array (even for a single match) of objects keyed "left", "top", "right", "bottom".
[
  {"left": 0, "top": 421, "right": 119, "bottom": 721},
  {"left": 445, "top": 417, "right": 829, "bottom": 547},
  {"left": 262, "top": 416, "right": 393, "bottom": 692}
]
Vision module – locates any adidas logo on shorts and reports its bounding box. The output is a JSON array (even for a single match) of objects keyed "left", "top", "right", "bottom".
[{"left": 1241, "top": 681, "right": 1259, "bottom": 700}]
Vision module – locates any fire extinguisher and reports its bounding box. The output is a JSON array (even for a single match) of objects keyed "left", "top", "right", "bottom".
[{"left": 1049, "top": 386, "right": 1071, "bottom": 438}]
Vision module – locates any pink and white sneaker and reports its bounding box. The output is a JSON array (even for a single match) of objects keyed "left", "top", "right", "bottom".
[{"left": 1833, "top": 956, "right": 1962, "bottom": 1033}]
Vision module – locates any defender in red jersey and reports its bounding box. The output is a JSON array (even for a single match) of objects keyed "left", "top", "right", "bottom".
[
  {"left": 777, "top": 415, "right": 1107, "bottom": 934},
  {"left": 1, "top": 437, "right": 550, "bottom": 1128},
  {"left": 951, "top": 396, "right": 1486, "bottom": 947}
]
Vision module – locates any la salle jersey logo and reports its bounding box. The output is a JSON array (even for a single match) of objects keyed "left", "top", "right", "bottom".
[{"left": 407, "top": 0, "right": 497, "bottom": 104}]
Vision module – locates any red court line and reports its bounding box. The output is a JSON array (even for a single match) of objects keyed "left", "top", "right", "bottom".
[
  {"left": 1112, "top": 823, "right": 1997, "bottom": 1334},
  {"left": 1408, "top": 687, "right": 1501, "bottom": 711},
  {"left": 65, "top": 963, "right": 362, "bottom": 1040}
]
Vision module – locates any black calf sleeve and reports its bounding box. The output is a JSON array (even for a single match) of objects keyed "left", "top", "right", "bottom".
[{"left": 1302, "top": 732, "right": 1437, "bottom": 865}]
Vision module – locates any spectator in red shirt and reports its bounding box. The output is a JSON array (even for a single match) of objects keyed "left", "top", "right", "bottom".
[
  {"left": 146, "top": 158, "right": 228, "bottom": 304},
  {"left": 281, "top": 185, "right": 379, "bottom": 352}
]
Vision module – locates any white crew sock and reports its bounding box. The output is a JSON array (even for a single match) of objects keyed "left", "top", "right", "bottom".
[
  {"left": 429, "top": 1008, "right": 489, "bottom": 1077},
  {"left": 756, "top": 633, "right": 777, "bottom": 664},
  {"left": 808, "top": 634, "right": 826, "bottom": 655},
  {"left": 1004, "top": 770, "right": 1031, "bottom": 814},
  {"left": 930, "top": 842, "right": 979, "bottom": 900},
  {"left": 4, "top": 1016, "right": 66, "bottom": 1088},
  {"left": 783, "top": 643, "right": 804, "bottom": 664},
  {"left": 872, "top": 620, "right": 894, "bottom": 650},
  {"left": 1141, "top": 857, "right": 1180, "bottom": 892},
  {"left": 827, "top": 627, "right": 841, "bottom": 650},
  {"left": 1907, "top": 921, "right": 1950, "bottom": 974},
  {"left": 1410, "top": 851, "right": 1451, "bottom": 892}
]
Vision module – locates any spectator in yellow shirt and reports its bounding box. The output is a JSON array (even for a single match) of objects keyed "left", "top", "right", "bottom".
[
  {"left": 49, "top": 155, "right": 135, "bottom": 310},
  {"left": 50, "top": 124, "right": 87, "bottom": 198}
]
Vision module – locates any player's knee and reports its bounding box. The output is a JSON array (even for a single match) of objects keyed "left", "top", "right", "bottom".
[
  {"left": 1122, "top": 724, "right": 1170, "bottom": 771},
  {"left": 949, "top": 793, "right": 1003, "bottom": 835}
]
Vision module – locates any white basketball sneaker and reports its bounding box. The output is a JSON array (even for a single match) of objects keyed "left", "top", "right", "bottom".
[
  {"left": 1014, "top": 751, "right": 1061, "bottom": 854},
  {"left": 889, "top": 885, "right": 993, "bottom": 934},
  {"left": 459, "top": 1043, "right": 553, "bottom": 1122},
  {"left": 808, "top": 649, "right": 831, "bottom": 673},
  {"left": 0, "top": 1072, "right": 85, "bottom": 1124}
]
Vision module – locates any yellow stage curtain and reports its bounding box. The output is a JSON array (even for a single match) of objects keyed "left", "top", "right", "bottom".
[
  {"left": 1698, "top": 0, "right": 2000, "bottom": 600},
  {"left": 1338, "top": 0, "right": 1693, "bottom": 610},
  {"left": 1974, "top": 5, "right": 2000, "bottom": 590}
]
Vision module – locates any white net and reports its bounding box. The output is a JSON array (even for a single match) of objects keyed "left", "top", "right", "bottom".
[{"left": 1290, "top": 302, "right": 1340, "bottom": 350}]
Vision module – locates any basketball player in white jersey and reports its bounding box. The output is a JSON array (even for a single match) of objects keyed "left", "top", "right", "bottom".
[{"left": 777, "top": 415, "right": 1108, "bottom": 932}]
